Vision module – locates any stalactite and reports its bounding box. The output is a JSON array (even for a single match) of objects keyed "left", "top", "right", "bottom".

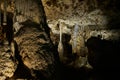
[
  {"left": 58, "top": 22, "right": 64, "bottom": 62},
  {"left": 60, "top": 22, "right": 62, "bottom": 44},
  {"left": 28, "top": 0, "right": 33, "bottom": 19},
  {"left": 72, "top": 23, "right": 79, "bottom": 54},
  {"left": 93, "top": 0, "right": 98, "bottom": 8},
  {"left": 2, "top": 0, "right": 8, "bottom": 42},
  {"left": 0, "top": 3, "right": 2, "bottom": 43},
  {"left": 20, "top": 0, "right": 24, "bottom": 22},
  {"left": 23, "top": 0, "right": 26, "bottom": 16},
  {"left": 20, "top": 0, "right": 23, "bottom": 14},
  {"left": 29, "top": 0, "right": 32, "bottom": 18},
  {"left": 13, "top": 0, "right": 17, "bottom": 23},
  {"left": 12, "top": 0, "right": 18, "bottom": 35},
  {"left": 0, "top": 3, "right": 1, "bottom": 27},
  {"left": 17, "top": 0, "right": 20, "bottom": 14},
  {"left": 3, "top": 0, "right": 7, "bottom": 26},
  {"left": 27, "top": 0, "right": 30, "bottom": 17},
  {"left": 26, "top": 0, "right": 27, "bottom": 16}
]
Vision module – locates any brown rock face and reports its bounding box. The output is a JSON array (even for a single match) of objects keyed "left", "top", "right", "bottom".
[
  {"left": 12, "top": 0, "right": 57, "bottom": 79},
  {"left": 42, "top": 0, "right": 120, "bottom": 20},
  {"left": 0, "top": 45, "right": 17, "bottom": 80},
  {"left": 42, "top": 0, "right": 87, "bottom": 20},
  {"left": 14, "top": 20, "right": 56, "bottom": 79},
  {"left": 1, "top": 0, "right": 58, "bottom": 80}
]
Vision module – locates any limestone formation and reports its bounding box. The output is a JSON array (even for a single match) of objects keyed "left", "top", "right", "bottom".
[
  {"left": 14, "top": 20, "right": 56, "bottom": 79},
  {"left": 0, "top": 45, "right": 17, "bottom": 80},
  {"left": 1, "top": 0, "right": 57, "bottom": 80}
]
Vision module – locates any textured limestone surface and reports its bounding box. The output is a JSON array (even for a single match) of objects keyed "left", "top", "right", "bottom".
[{"left": 0, "top": 45, "right": 17, "bottom": 80}]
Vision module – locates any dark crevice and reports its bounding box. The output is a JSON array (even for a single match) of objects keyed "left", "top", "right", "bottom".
[
  {"left": 86, "top": 36, "right": 120, "bottom": 79},
  {"left": 0, "top": 11, "right": 13, "bottom": 45},
  {"left": 7, "top": 41, "right": 33, "bottom": 80}
]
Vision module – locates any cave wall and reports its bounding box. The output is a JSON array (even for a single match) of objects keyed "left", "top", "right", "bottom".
[
  {"left": 42, "top": 0, "right": 120, "bottom": 20},
  {"left": 42, "top": 0, "right": 120, "bottom": 29},
  {"left": 42, "top": 0, "right": 120, "bottom": 68},
  {"left": 0, "top": 0, "right": 57, "bottom": 80}
]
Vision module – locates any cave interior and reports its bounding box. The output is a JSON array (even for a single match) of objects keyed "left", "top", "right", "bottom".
[{"left": 0, "top": 0, "right": 120, "bottom": 80}]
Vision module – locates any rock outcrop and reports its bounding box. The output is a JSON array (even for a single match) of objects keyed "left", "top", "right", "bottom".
[
  {"left": 12, "top": 0, "right": 57, "bottom": 79},
  {"left": 0, "top": 44, "right": 17, "bottom": 80},
  {"left": 14, "top": 20, "right": 56, "bottom": 79},
  {"left": 1, "top": 0, "right": 58, "bottom": 80}
]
